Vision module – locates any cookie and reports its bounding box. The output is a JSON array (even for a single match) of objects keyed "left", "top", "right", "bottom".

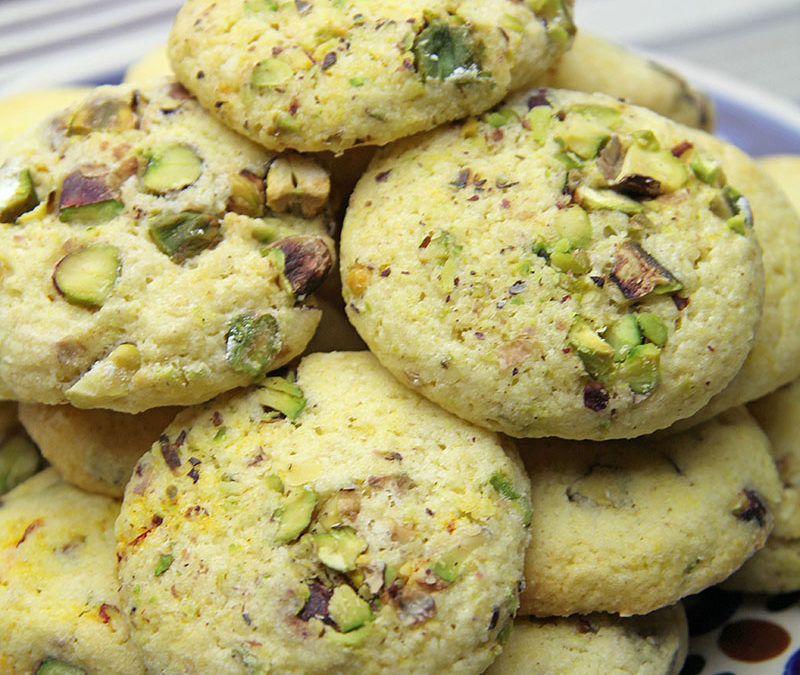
[
  {"left": 115, "top": 351, "right": 531, "bottom": 674},
  {"left": 671, "top": 142, "right": 800, "bottom": 428},
  {"left": 0, "top": 468, "right": 145, "bottom": 675},
  {"left": 517, "top": 407, "right": 781, "bottom": 616},
  {"left": 542, "top": 32, "right": 714, "bottom": 131},
  {"left": 0, "top": 86, "right": 92, "bottom": 144},
  {"left": 0, "top": 80, "right": 337, "bottom": 412},
  {"left": 759, "top": 155, "right": 800, "bottom": 214},
  {"left": 724, "top": 379, "right": 800, "bottom": 592},
  {"left": 18, "top": 403, "right": 180, "bottom": 498},
  {"left": 341, "top": 88, "right": 765, "bottom": 439},
  {"left": 167, "top": 0, "right": 575, "bottom": 153},
  {"left": 485, "top": 604, "right": 688, "bottom": 675}
]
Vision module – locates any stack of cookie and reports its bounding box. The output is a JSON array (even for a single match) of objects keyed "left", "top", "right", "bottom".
[{"left": 1, "top": 1, "right": 800, "bottom": 672}]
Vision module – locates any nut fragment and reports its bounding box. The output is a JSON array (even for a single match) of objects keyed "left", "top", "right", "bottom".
[
  {"left": 59, "top": 166, "right": 123, "bottom": 223},
  {"left": 266, "top": 153, "right": 330, "bottom": 218},
  {"left": 268, "top": 234, "right": 333, "bottom": 297},
  {"left": 609, "top": 240, "right": 682, "bottom": 300}
]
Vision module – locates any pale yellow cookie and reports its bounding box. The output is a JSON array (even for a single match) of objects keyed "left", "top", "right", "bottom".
[
  {"left": 18, "top": 403, "right": 180, "bottom": 498},
  {"left": 0, "top": 86, "right": 92, "bottom": 144},
  {"left": 0, "top": 468, "right": 145, "bottom": 675},
  {"left": 518, "top": 407, "right": 781, "bottom": 616}
]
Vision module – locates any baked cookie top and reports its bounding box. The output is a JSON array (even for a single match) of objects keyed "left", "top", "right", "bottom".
[
  {"left": 341, "top": 88, "right": 765, "bottom": 439},
  {"left": 18, "top": 403, "right": 180, "bottom": 498},
  {"left": 486, "top": 605, "right": 688, "bottom": 675},
  {"left": 0, "top": 80, "right": 336, "bottom": 412},
  {"left": 0, "top": 468, "right": 145, "bottom": 675},
  {"left": 115, "top": 351, "right": 531, "bottom": 674},
  {"left": 168, "top": 0, "right": 575, "bottom": 153},
  {"left": 518, "top": 407, "right": 781, "bottom": 617}
]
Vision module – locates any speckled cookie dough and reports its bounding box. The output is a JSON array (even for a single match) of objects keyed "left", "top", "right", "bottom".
[
  {"left": 168, "top": 0, "right": 575, "bottom": 153},
  {"left": 671, "top": 142, "right": 800, "bottom": 429},
  {"left": 724, "top": 379, "right": 800, "bottom": 592},
  {"left": 541, "top": 32, "right": 714, "bottom": 131},
  {"left": 18, "top": 403, "right": 180, "bottom": 498},
  {"left": 485, "top": 604, "right": 688, "bottom": 675},
  {"left": 0, "top": 80, "right": 338, "bottom": 413},
  {"left": 0, "top": 468, "right": 146, "bottom": 675},
  {"left": 341, "top": 88, "right": 764, "bottom": 440},
  {"left": 517, "top": 407, "right": 781, "bottom": 617},
  {"left": 0, "top": 86, "right": 92, "bottom": 144},
  {"left": 115, "top": 351, "right": 531, "bottom": 674}
]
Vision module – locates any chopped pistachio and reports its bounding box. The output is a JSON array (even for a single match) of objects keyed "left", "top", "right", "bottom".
[
  {"left": 0, "top": 167, "right": 39, "bottom": 223},
  {"left": 52, "top": 243, "right": 120, "bottom": 307},
  {"left": 314, "top": 526, "right": 368, "bottom": 572},
  {"left": 257, "top": 376, "right": 306, "bottom": 419},
  {"left": 488, "top": 472, "right": 532, "bottom": 526},
  {"left": 569, "top": 104, "right": 621, "bottom": 129},
  {"left": 553, "top": 205, "right": 592, "bottom": 249},
  {"left": 327, "top": 585, "right": 373, "bottom": 632},
  {"left": 227, "top": 169, "right": 266, "bottom": 217},
  {"left": 632, "top": 129, "right": 659, "bottom": 151},
  {"left": 35, "top": 659, "right": 87, "bottom": 675},
  {"left": 154, "top": 553, "right": 174, "bottom": 576},
  {"left": 148, "top": 211, "right": 220, "bottom": 263},
  {"left": 524, "top": 106, "right": 552, "bottom": 144},
  {"left": 59, "top": 168, "right": 123, "bottom": 223},
  {"left": 265, "top": 474, "right": 284, "bottom": 492},
  {"left": 266, "top": 153, "right": 330, "bottom": 218},
  {"left": 67, "top": 96, "right": 137, "bottom": 135},
  {"left": 635, "top": 312, "right": 668, "bottom": 347},
  {"left": 604, "top": 315, "right": 641, "bottom": 363},
  {"left": 613, "top": 144, "right": 688, "bottom": 197},
  {"left": 619, "top": 343, "right": 661, "bottom": 394},
  {"left": 65, "top": 343, "right": 141, "bottom": 407},
  {"left": 413, "top": 18, "right": 482, "bottom": 82},
  {"left": 225, "top": 314, "right": 281, "bottom": 379},
  {"left": 690, "top": 155, "right": 726, "bottom": 187},
  {"left": 550, "top": 249, "right": 589, "bottom": 275},
  {"left": 568, "top": 317, "right": 615, "bottom": 380},
  {"left": 555, "top": 114, "right": 611, "bottom": 160},
  {"left": 609, "top": 240, "right": 682, "bottom": 300},
  {"left": 143, "top": 144, "right": 203, "bottom": 194},
  {"left": 252, "top": 58, "right": 293, "bottom": 88},
  {"left": 573, "top": 185, "right": 642, "bottom": 215},
  {"left": 273, "top": 488, "right": 317, "bottom": 544},
  {"left": 268, "top": 234, "right": 333, "bottom": 298}
]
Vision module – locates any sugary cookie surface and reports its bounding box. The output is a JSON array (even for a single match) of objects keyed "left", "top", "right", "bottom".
[
  {"left": 115, "top": 351, "right": 531, "bottom": 674},
  {"left": 0, "top": 81, "right": 336, "bottom": 412},
  {"left": 168, "top": 0, "right": 574, "bottom": 152},
  {"left": 341, "top": 88, "right": 764, "bottom": 439},
  {"left": 0, "top": 468, "right": 145, "bottom": 675}
]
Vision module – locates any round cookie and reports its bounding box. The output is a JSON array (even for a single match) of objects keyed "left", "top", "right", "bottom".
[
  {"left": 517, "top": 407, "right": 781, "bottom": 617},
  {"left": 724, "top": 379, "right": 800, "bottom": 592},
  {"left": 0, "top": 468, "right": 145, "bottom": 675},
  {"left": 341, "top": 88, "right": 765, "bottom": 440},
  {"left": 759, "top": 154, "right": 800, "bottom": 214},
  {"left": 115, "top": 351, "right": 531, "bottom": 674},
  {"left": 0, "top": 80, "right": 337, "bottom": 412},
  {"left": 18, "top": 402, "right": 180, "bottom": 498},
  {"left": 0, "top": 86, "right": 92, "bottom": 144},
  {"left": 167, "top": 0, "right": 575, "bottom": 153},
  {"left": 671, "top": 142, "right": 800, "bottom": 428},
  {"left": 485, "top": 604, "right": 688, "bottom": 675},
  {"left": 541, "top": 32, "right": 714, "bottom": 131}
]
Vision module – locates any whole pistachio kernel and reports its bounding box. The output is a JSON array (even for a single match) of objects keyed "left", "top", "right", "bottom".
[
  {"left": 225, "top": 313, "right": 281, "bottom": 379},
  {"left": 148, "top": 211, "right": 221, "bottom": 263},
  {"left": 143, "top": 144, "right": 203, "bottom": 194}
]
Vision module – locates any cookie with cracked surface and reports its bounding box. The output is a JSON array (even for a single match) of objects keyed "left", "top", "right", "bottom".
[
  {"left": 0, "top": 80, "right": 337, "bottom": 412},
  {"left": 341, "top": 88, "right": 764, "bottom": 439},
  {"left": 724, "top": 379, "right": 800, "bottom": 592},
  {"left": 485, "top": 604, "right": 688, "bottom": 675},
  {"left": 541, "top": 32, "right": 714, "bottom": 131},
  {"left": 18, "top": 402, "right": 180, "bottom": 498},
  {"left": 0, "top": 468, "right": 145, "bottom": 675},
  {"left": 517, "top": 407, "right": 781, "bottom": 616},
  {"left": 115, "top": 351, "right": 531, "bottom": 674},
  {"left": 167, "top": 0, "right": 574, "bottom": 153}
]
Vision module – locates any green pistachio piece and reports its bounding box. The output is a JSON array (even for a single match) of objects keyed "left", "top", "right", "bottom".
[
  {"left": 573, "top": 185, "right": 643, "bottom": 215},
  {"left": 265, "top": 474, "right": 284, "bottom": 492},
  {"left": 553, "top": 205, "right": 592, "bottom": 249},
  {"left": 67, "top": 96, "right": 137, "bottom": 135},
  {"left": 690, "top": 155, "right": 726, "bottom": 187},
  {"left": 148, "top": 211, "right": 221, "bottom": 263},
  {"left": 635, "top": 312, "right": 668, "bottom": 347},
  {"left": 613, "top": 144, "right": 688, "bottom": 197},
  {"left": 0, "top": 167, "right": 39, "bottom": 223},
  {"left": 52, "top": 243, "right": 120, "bottom": 307},
  {"left": 154, "top": 553, "right": 174, "bottom": 576},
  {"left": 413, "top": 19, "right": 482, "bottom": 82},
  {"left": 266, "top": 153, "right": 331, "bottom": 218},
  {"left": 227, "top": 169, "right": 266, "bottom": 217},
  {"left": 555, "top": 114, "right": 611, "bottom": 160},
  {"left": 143, "top": 144, "right": 203, "bottom": 194},
  {"left": 59, "top": 168, "right": 123, "bottom": 223},
  {"left": 314, "top": 526, "right": 368, "bottom": 572},
  {"left": 610, "top": 240, "right": 682, "bottom": 300},
  {"left": 488, "top": 472, "right": 532, "bottom": 526},
  {"left": 36, "top": 659, "right": 87, "bottom": 675},
  {"left": 604, "top": 315, "right": 642, "bottom": 363},
  {"left": 550, "top": 249, "right": 590, "bottom": 275},
  {"left": 328, "top": 585, "right": 373, "bottom": 632},
  {"left": 252, "top": 58, "right": 293, "bottom": 89},
  {"left": 257, "top": 376, "right": 306, "bottom": 419},
  {"left": 273, "top": 487, "right": 316, "bottom": 544},
  {"left": 225, "top": 313, "right": 282, "bottom": 379},
  {"left": 620, "top": 343, "right": 661, "bottom": 394},
  {"left": 0, "top": 433, "right": 41, "bottom": 496},
  {"left": 568, "top": 317, "right": 615, "bottom": 380},
  {"left": 64, "top": 343, "right": 141, "bottom": 408}
]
